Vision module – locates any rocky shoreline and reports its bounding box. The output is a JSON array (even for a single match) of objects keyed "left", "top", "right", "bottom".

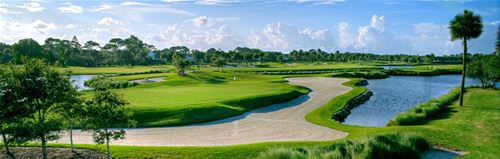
[{"left": 332, "top": 80, "right": 372, "bottom": 122}]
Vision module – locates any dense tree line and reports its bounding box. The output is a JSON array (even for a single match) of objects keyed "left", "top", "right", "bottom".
[
  {"left": 0, "top": 36, "right": 470, "bottom": 67},
  {"left": 0, "top": 59, "right": 134, "bottom": 159}
]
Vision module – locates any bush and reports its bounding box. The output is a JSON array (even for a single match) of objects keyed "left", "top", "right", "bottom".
[
  {"left": 84, "top": 76, "right": 139, "bottom": 89},
  {"left": 259, "top": 134, "right": 429, "bottom": 159},
  {"left": 387, "top": 87, "right": 461, "bottom": 126},
  {"left": 331, "top": 71, "right": 388, "bottom": 79}
]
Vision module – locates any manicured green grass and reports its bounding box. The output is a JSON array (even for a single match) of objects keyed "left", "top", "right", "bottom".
[
  {"left": 57, "top": 65, "right": 171, "bottom": 75},
  {"left": 398, "top": 64, "right": 461, "bottom": 72},
  {"left": 109, "top": 71, "right": 308, "bottom": 127}
]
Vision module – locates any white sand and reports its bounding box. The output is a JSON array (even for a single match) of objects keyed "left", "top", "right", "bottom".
[{"left": 55, "top": 77, "right": 351, "bottom": 146}]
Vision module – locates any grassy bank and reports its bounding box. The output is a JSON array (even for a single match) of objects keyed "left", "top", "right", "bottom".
[
  {"left": 387, "top": 87, "right": 461, "bottom": 126},
  {"left": 386, "top": 64, "right": 461, "bottom": 76},
  {"left": 260, "top": 133, "right": 429, "bottom": 159}
]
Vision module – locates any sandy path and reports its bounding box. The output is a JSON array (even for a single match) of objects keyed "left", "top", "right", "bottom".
[{"left": 55, "top": 77, "right": 351, "bottom": 146}]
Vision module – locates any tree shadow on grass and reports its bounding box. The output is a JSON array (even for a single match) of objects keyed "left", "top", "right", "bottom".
[
  {"left": 188, "top": 74, "right": 226, "bottom": 84},
  {"left": 419, "top": 106, "right": 458, "bottom": 125}
]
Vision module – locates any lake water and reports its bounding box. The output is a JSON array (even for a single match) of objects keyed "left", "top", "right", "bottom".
[
  {"left": 343, "top": 75, "right": 498, "bottom": 127},
  {"left": 70, "top": 75, "right": 95, "bottom": 90}
]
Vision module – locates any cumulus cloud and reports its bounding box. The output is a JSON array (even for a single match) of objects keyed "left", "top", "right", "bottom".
[
  {"left": 0, "top": 20, "right": 57, "bottom": 42},
  {"left": 89, "top": 2, "right": 194, "bottom": 21},
  {"left": 288, "top": 0, "right": 345, "bottom": 5},
  {"left": 151, "top": 23, "right": 242, "bottom": 50},
  {"left": 16, "top": 2, "right": 45, "bottom": 12},
  {"left": 195, "top": 0, "right": 242, "bottom": 6},
  {"left": 192, "top": 16, "right": 209, "bottom": 27},
  {"left": 248, "top": 22, "right": 335, "bottom": 52},
  {"left": 333, "top": 15, "right": 411, "bottom": 53},
  {"left": 97, "top": 17, "right": 120, "bottom": 26},
  {"left": 57, "top": 4, "right": 83, "bottom": 13},
  {"left": 189, "top": 16, "right": 239, "bottom": 27}
]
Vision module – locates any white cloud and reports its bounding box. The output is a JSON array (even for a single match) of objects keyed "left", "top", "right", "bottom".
[
  {"left": 64, "top": 24, "right": 76, "bottom": 29},
  {"left": 150, "top": 22, "right": 243, "bottom": 50},
  {"left": 248, "top": 22, "right": 335, "bottom": 52},
  {"left": 163, "top": 0, "right": 193, "bottom": 2},
  {"left": 336, "top": 22, "right": 354, "bottom": 49},
  {"left": 189, "top": 16, "right": 239, "bottom": 27},
  {"left": 370, "top": 15, "right": 384, "bottom": 32},
  {"left": 288, "top": 0, "right": 345, "bottom": 5},
  {"left": 57, "top": 4, "right": 83, "bottom": 13},
  {"left": 16, "top": 2, "right": 45, "bottom": 12},
  {"left": 0, "top": 3, "right": 23, "bottom": 14},
  {"left": 490, "top": 21, "right": 500, "bottom": 26},
  {"left": 121, "top": 1, "right": 154, "bottom": 6},
  {"left": 97, "top": 17, "right": 120, "bottom": 26},
  {"left": 195, "top": 0, "right": 242, "bottom": 6},
  {"left": 89, "top": 2, "right": 194, "bottom": 21},
  {"left": 0, "top": 20, "right": 58, "bottom": 43},
  {"left": 192, "top": 16, "right": 209, "bottom": 27}
]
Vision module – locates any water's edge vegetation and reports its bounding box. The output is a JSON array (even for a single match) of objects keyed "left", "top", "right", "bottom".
[{"left": 387, "top": 87, "right": 461, "bottom": 126}]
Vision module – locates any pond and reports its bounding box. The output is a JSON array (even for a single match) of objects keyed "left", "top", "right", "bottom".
[
  {"left": 343, "top": 75, "right": 499, "bottom": 127},
  {"left": 70, "top": 75, "right": 95, "bottom": 90},
  {"left": 381, "top": 65, "right": 413, "bottom": 70}
]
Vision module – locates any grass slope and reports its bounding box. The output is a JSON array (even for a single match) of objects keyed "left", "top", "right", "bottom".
[{"left": 58, "top": 65, "right": 171, "bottom": 75}]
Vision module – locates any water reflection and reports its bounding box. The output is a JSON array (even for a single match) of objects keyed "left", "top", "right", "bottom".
[
  {"left": 343, "top": 75, "right": 498, "bottom": 127},
  {"left": 70, "top": 75, "right": 95, "bottom": 90}
]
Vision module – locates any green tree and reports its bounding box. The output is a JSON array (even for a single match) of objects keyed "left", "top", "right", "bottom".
[
  {"left": 83, "top": 81, "right": 135, "bottom": 159},
  {"left": 214, "top": 57, "right": 227, "bottom": 72},
  {"left": 15, "top": 59, "right": 76, "bottom": 159},
  {"left": 449, "top": 10, "right": 483, "bottom": 106},
  {"left": 467, "top": 54, "right": 500, "bottom": 88},
  {"left": 172, "top": 53, "right": 190, "bottom": 76},
  {"left": 55, "top": 89, "right": 82, "bottom": 152},
  {"left": 11, "top": 38, "right": 44, "bottom": 63},
  {"left": 0, "top": 65, "right": 30, "bottom": 158}
]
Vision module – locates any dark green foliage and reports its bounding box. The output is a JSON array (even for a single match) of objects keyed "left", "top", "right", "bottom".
[
  {"left": 387, "top": 87, "right": 461, "bottom": 126},
  {"left": 260, "top": 134, "right": 429, "bottom": 159},
  {"left": 83, "top": 82, "right": 136, "bottom": 159},
  {"left": 466, "top": 54, "right": 500, "bottom": 88},
  {"left": 331, "top": 71, "right": 388, "bottom": 79},
  {"left": 385, "top": 68, "right": 461, "bottom": 76},
  {"left": 9, "top": 59, "right": 78, "bottom": 159},
  {"left": 84, "top": 76, "right": 138, "bottom": 89},
  {"left": 11, "top": 38, "right": 45, "bottom": 63}
]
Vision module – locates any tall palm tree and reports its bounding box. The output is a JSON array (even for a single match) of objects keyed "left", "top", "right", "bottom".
[{"left": 449, "top": 10, "right": 483, "bottom": 106}]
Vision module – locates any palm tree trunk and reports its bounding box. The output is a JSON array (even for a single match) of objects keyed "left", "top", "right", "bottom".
[{"left": 459, "top": 38, "right": 467, "bottom": 106}]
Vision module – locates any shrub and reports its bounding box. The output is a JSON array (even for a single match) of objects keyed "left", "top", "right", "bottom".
[
  {"left": 387, "top": 87, "right": 461, "bottom": 126},
  {"left": 331, "top": 71, "right": 388, "bottom": 79},
  {"left": 84, "top": 76, "right": 138, "bottom": 89},
  {"left": 260, "top": 134, "right": 429, "bottom": 159}
]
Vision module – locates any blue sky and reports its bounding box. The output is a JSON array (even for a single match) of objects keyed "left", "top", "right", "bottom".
[{"left": 0, "top": 0, "right": 499, "bottom": 55}]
